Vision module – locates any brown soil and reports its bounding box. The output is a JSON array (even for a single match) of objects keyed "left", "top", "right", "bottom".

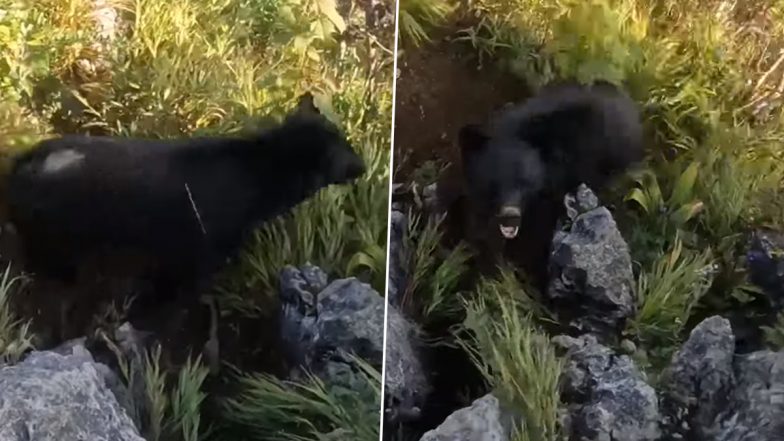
[{"left": 393, "top": 23, "right": 529, "bottom": 182}]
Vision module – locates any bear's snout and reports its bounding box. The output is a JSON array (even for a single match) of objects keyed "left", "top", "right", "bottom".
[{"left": 497, "top": 205, "right": 521, "bottom": 239}]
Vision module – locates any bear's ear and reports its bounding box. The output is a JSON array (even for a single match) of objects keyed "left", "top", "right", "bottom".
[
  {"left": 294, "top": 92, "right": 321, "bottom": 117},
  {"left": 458, "top": 124, "right": 489, "bottom": 157}
]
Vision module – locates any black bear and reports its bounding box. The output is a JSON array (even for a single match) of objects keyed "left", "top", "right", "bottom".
[
  {"left": 455, "top": 80, "right": 644, "bottom": 288},
  {"left": 5, "top": 93, "right": 365, "bottom": 313}
]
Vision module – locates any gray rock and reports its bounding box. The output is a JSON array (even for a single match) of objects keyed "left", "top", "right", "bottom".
[
  {"left": 279, "top": 265, "right": 384, "bottom": 426},
  {"left": 384, "top": 304, "right": 430, "bottom": 424},
  {"left": 279, "top": 264, "right": 328, "bottom": 368},
  {"left": 661, "top": 316, "right": 735, "bottom": 438},
  {"left": 279, "top": 264, "right": 384, "bottom": 374},
  {"left": 0, "top": 345, "right": 143, "bottom": 441},
  {"left": 564, "top": 183, "right": 600, "bottom": 220},
  {"left": 559, "top": 335, "right": 660, "bottom": 441},
  {"left": 280, "top": 263, "right": 329, "bottom": 317},
  {"left": 708, "top": 351, "right": 784, "bottom": 441},
  {"left": 388, "top": 210, "right": 409, "bottom": 308},
  {"left": 747, "top": 229, "right": 784, "bottom": 310},
  {"left": 315, "top": 278, "right": 385, "bottom": 364},
  {"left": 419, "top": 394, "right": 512, "bottom": 441},
  {"left": 548, "top": 186, "right": 635, "bottom": 339},
  {"left": 658, "top": 315, "right": 784, "bottom": 440}
]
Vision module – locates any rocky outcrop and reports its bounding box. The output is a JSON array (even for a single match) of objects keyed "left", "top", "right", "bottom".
[
  {"left": 388, "top": 210, "right": 409, "bottom": 308},
  {"left": 384, "top": 304, "right": 430, "bottom": 424},
  {"left": 747, "top": 229, "right": 784, "bottom": 310},
  {"left": 419, "top": 394, "right": 512, "bottom": 441},
  {"left": 279, "top": 263, "right": 384, "bottom": 381},
  {"left": 662, "top": 315, "right": 784, "bottom": 441},
  {"left": 548, "top": 185, "right": 636, "bottom": 340},
  {"left": 278, "top": 264, "right": 385, "bottom": 423},
  {"left": 0, "top": 344, "right": 143, "bottom": 441},
  {"left": 556, "top": 334, "right": 661, "bottom": 441},
  {"left": 660, "top": 316, "right": 735, "bottom": 439}
]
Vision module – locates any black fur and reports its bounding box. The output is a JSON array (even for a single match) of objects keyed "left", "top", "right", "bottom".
[
  {"left": 6, "top": 93, "right": 365, "bottom": 306},
  {"left": 457, "top": 81, "right": 644, "bottom": 287}
]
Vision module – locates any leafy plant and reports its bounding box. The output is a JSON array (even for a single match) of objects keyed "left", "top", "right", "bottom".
[
  {"left": 627, "top": 238, "right": 715, "bottom": 365},
  {"left": 624, "top": 161, "right": 704, "bottom": 265}
]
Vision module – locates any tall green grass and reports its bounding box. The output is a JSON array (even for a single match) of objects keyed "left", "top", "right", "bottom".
[
  {"left": 222, "top": 356, "right": 381, "bottom": 441},
  {"left": 400, "top": 211, "right": 472, "bottom": 324},
  {"left": 0, "top": 263, "right": 34, "bottom": 365},
  {"left": 458, "top": 273, "right": 562, "bottom": 441},
  {"left": 399, "top": 0, "right": 456, "bottom": 47},
  {"left": 626, "top": 238, "right": 715, "bottom": 367},
  {"left": 105, "top": 342, "right": 210, "bottom": 441}
]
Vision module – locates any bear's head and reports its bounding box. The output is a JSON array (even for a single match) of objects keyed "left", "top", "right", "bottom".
[
  {"left": 281, "top": 93, "right": 366, "bottom": 187},
  {"left": 458, "top": 123, "right": 545, "bottom": 240}
]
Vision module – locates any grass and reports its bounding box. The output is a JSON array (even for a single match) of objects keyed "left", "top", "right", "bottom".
[
  {"left": 0, "top": 0, "right": 389, "bottom": 438},
  {"left": 626, "top": 238, "right": 715, "bottom": 368},
  {"left": 458, "top": 274, "right": 562, "bottom": 441},
  {"left": 394, "top": 0, "right": 784, "bottom": 437},
  {"left": 222, "top": 355, "right": 381, "bottom": 441},
  {"left": 98, "top": 336, "right": 211, "bottom": 441},
  {"left": 398, "top": 0, "right": 456, "bottom": 47},
  {"left": 138, "top": 351, "right": 211, "bottom": 441},
  {"left": 0, "top": 263, "right": 34, "bottom": 365},
  {"left": 400, "top": 211, "right": 472, "bottom": 324},
  {"left": 762, "top": 312, "right": 784, "bottom": 350}
]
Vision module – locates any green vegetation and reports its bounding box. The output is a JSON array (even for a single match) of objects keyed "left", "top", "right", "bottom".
[
  {"left": 123, "top": 347, "right": 210, "bottom": 441},
  {"left": 400, "top": 0, "right": 784, "bottom": 438},
  {"left": 0, "top": 263, "right": 33, "bottom": 365},
  {"left": 459, "top": 274, "right": 562, "bottom": 441},
  {"left": 763, "top": 311, "right": 784, "bottom": 350},
  {"left": 400, "top": 212, "right": 472, "bottom": 324},
  {"left": 399, "top": 0, "right": 455, "bottom": 47},
  {"left": 0, "top": 0, "right": 390, "bottom": 438},
  {"left": 223, "top": 356, "right": 381, "bottom": 440},
  {"left": 626, "top": 238, "right": 714, "bottom": 368}
]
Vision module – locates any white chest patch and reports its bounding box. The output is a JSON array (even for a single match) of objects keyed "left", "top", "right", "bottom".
[{"left": 42, "top": 149, "right": 86, "bottom": 173}]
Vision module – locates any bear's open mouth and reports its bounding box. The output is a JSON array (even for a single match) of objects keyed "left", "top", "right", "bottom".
[
  {"left": 499, "top": 224, "right": 519, "bottom": 239},
  {"left": 497, "top": 206, "right": 521, "bottom": 240}
]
